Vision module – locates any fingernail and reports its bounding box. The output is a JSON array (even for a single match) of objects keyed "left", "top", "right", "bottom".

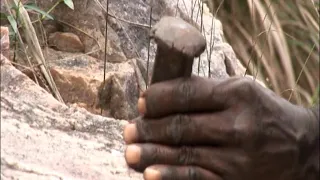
[
  {"left": 139, "top": 91, "right": 146, "bottom": 98},
  {"left": 138, "top": 97, "right": 146, "bottom": 115},
  {"left": 123, "top": 124, "right": 138, "bottom": 144},
  {"left": 144, "top": 167, "right": 161, "bottom": 180},
  {"left": 125, "top": 145, "right": 141, "bottom": 165}
]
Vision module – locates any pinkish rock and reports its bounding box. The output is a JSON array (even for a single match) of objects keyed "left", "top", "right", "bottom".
[
  {"left": 0, "top": 54, "right": 142, "bottom": 180},
  {"left": 48, "top": 32, "right": 85, "bottom": 53}
]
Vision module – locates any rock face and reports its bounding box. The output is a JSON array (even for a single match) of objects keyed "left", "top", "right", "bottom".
[
  {"left": 28, "top": 0, "right": 246, "bottom": 120},
  {"left": 1, "top": 56, "right": 142, "bottom": 180},
  {"left": 42, "top": 47, "right": 139, "bottom": 120},
  {"left": 0, "top": 26, "right": 10, "bottom": 59}
]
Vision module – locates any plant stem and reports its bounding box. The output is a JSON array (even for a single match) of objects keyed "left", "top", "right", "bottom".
[{"left": 40, "top": 0, "right": 63, "bottom": 20}]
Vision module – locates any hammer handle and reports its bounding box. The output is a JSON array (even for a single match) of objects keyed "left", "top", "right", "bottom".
[{"left": 150, "top": 47, "right": 194, "bottom": 85}]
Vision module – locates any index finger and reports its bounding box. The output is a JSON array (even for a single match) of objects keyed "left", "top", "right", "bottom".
[{"left": 140, "top": 76, "right": 234, "bottom": 118}]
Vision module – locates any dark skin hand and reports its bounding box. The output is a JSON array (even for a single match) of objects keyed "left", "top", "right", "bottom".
[{"left": 123, "top": 76, "right": 319, "bottom": 180}]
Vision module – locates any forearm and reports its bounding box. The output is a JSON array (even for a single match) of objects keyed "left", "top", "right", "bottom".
[{"left": 300, "top": 105, "right": 319, "bottom": 180}]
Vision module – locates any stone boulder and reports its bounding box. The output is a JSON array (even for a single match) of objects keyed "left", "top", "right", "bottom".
[
  {"left": 43, "top": 47, "right": 139, "bottom": 120},
  {"left": 1, "top": 55, "right": 142, "bottom": 180}
]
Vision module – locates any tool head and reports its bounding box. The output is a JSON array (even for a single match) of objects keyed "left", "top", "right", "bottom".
[
  {"left": 149, "top": 16, "right": 207, "bottom": 85},
  {"left": 150, "top": 16, "right": 206, "bottom": 58}
]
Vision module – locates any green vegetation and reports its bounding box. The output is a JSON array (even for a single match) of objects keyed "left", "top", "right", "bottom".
[
  {"left": 1, "top": 0, "right": 74, "bottom": 40},
  {"left": 0, "top": 0, "right": 74, "bottom": 103}
]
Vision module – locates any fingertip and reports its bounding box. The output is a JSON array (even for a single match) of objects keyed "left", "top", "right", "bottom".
[
  {"left": 140, "top": 91, "right": 146, "bottom": 98},
  {"left": 123, "top": 124, "right": 138, "bottom": 144},
  {"left": 138, "top": 97, "right": 147, "bottom": 115},
  {"left": 125, "top": 145, "right": 141, "bottom": 165},
  {"left": 144, "top": 167, "right": 162, "bottom": 180}
]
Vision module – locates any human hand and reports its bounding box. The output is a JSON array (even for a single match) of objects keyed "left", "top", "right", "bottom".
[{"left": 123, "top": 76, "right": 319, "bottom": 180}]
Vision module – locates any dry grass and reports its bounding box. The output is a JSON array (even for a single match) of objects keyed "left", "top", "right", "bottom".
[
  {"left": 4, "top": 0, "right": 64, "bottom": 102},
  {"left": 205, "top": 0, "right": 319, "bottom": 106}
]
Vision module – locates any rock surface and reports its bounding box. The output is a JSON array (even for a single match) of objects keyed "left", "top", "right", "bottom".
[
  {"left": 48, "top": 32, "right": 85, "bottom": 53},
  {"left": 0, "top": 26, "right": 10, "bottom": 59},
  {"left": 1, "top": 56, "right": 142, "bottom": 180},
  {"left": 43, "top": 47, "right": 139, "bottom": 120}
]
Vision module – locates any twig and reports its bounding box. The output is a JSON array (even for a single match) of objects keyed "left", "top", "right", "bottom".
[
  {"left": 198, "top": 0, "right": 204, "bottom": 75},
  {"left": 288, "top": 43, "right": 316, "bottom": 102},
  {"left": 107, "top": 13, "right": 150, "bottom": 29},
  {"left": 56, "top": 19, "right": 101, "bottom": 50},
  {"left": 175, "top": 0, "right": 180, "bottom": 16},
  {"left": 93, "top": 0, "right": 150, "bottom": 29},
  {"left": 146, "top": 4, "right": 153, "bottom": 89},
  {"left": 4, "top": 0, "right": 39, "bottom": 85},
  {"left": 93, "top": 0, "right": 147, "bottom": 92},
  {"left": 101, "top": 0, "right": 110, "bottom": 115},
  {"left": 8, "top": 0, "right": 64, "bottom": 103}
]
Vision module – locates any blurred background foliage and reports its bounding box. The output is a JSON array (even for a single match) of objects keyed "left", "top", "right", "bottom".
[{"left": 205, "top": 0, "right": 319, "bottom": 106}]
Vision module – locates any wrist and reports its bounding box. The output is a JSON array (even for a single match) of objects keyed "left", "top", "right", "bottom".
[{"left": 297, "top": 105, "right": 319, "bottom": 180}]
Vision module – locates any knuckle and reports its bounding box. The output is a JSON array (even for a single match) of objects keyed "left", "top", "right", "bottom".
[
  {"left": 228, "top": 77, "right": 258, "bottom": 103},
  {"left": 233, "top": 115, "right": 262, "bottom": 147},
  {"left": 178, "top": 146, "right": 196, "bottom": 165},
  {"left": 187, "top": 167, "right": 200, "bottom": 180},
  {"left": 168, "top": 114, "right": 192, "bottom": 145},
  {"left": 237, "top": 154, "right": 251, "bottom": 167},
  {"left": 140, "top": 145, "right": 164, "bottom": 168},
  {"left": 237, "top": 78, "right": 256, "bottom": 95},
  {"left": 136, "top": 119, "right": 152, "bottom": 142},
  {"left": 172, "top": 79, "right": 196, "bottom": 111}
]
